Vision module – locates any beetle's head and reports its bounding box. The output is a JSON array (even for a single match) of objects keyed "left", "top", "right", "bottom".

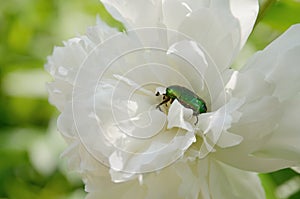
[{"left": 155, "top": 87, "right": 166, "bottom": 96}]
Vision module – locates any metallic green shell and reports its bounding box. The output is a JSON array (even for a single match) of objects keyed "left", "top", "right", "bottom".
[{"left": 166, "top": 85, "right": 207, "bottom": 115}]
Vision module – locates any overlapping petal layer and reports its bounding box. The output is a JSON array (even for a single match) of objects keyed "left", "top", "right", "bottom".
[
  {"left": 101, "top": 0, "right": 258, "bottom": 70},
  {"left": 83, "top": 156, "right": 265, "bottom": 199},
  {"left": 212, "top": 25, "right": 300, "bottom": 172}
]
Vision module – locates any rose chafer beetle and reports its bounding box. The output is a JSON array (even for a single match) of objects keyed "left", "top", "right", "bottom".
[{"left": 156, "top": 85, "right": 207, "bottom": 125}]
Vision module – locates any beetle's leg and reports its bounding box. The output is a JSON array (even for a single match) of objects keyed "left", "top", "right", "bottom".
[
  {"left": 170, "top": 98, "right": 175, "bottom": 104},
  {"left": 194, "top": 116, "right": 199, "bottom": 125},
  {"left": 156, "top": 95, "right": 171, "bottom": 110},
  {"left": 163, "top": 95, "right": 167, "bottom": 106},
  {"left": 165, "top": 98, "right": 175, "bottom": 107}
]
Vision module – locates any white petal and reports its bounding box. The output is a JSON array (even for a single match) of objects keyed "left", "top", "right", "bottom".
[
  {"left": 217, "top": 131, "right": 243, "bottom": 148},
  {"left": 86, "top": 17, "right": 122, "bottom": 44},
  {"left": 163, "top": 0, "right": 258, "bottom": 51},
  {"left": 108, "top": 128, "right": 196, "bottom": 182},
  {"left": 46, "top": 79, "right": 72, "bottom": 111},
  {"left": 81, "top": 151, "right": 267, "bottom": 199},
  {"left": 253, "top": 93, "right": 300, "bottom": 165},
  {"left": 102, "top": 0, "right": 258, "bottom": 71},
  {"left": 57, "top": 103, "right": 76, "bottom": 140},
  {"left": 45, "top": 37, "right": 89, "bottom": 84},
  {"left": 218, "top": 25, "right": 300, "bottom": 171},
  {"left": 209, "top": 159, "right": 265, "bottom": 199},
  {"left": 213, "top": 147, "right": 296, "bottom": 173},
  {"left": 196, "top": 97, "right": 244, "bottom": 158},
  {"left": 161, "top": 0, "right": 211, "bottom": 31},
  {"left": 243, "top": 24, "right": 300, "bottom": 101},
  {"left": 227, "top": 70, "right": 274, "bottom": 103},
  {"left": 211, "top": 95, "right": 297, "bottom": 172},
  {"left": 45, "top": 20, "right": 121, "bottom": 112},
  {"left": 85, "top": 164, "right": 188, "bottom": 199},
  {"left": 167, "top": 100, "right": 194, "bottom": 132},
  {"left": 175, "top": 160, "right": 204, "bottom": 199},
  {"left": 178, "top": 7, "right": 240, "bottom": 70},
  {"left": 175, "top": 157, "right": 265, "bottom": 199},
  {"left": 292, "top": 167, "right": 300, "bottom": 174},
  {"left": 229, "top": 0, "right": 259, "bottom": 49},
  {"left": 85, "top": 175, "right": 146, "bottom": 199},
  {"left": 143, "top": 167, "right": 185, "bottom": 199},
  {"left": 101, "top": 0, "right": 163, "bottom": 28}
]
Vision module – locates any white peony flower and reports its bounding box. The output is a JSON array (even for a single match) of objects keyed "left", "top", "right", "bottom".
[{"left": 45, "top": 0, "right": 300, "bottom": 198}]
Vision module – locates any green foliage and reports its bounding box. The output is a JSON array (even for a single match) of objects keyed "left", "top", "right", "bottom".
[
  {"left": 262, "top": 0, "right": 300, "bottom": 32},
  {"left": 249, "top": 0, "right": 300, "bottom": 50},
  {"left": 260, "top": 169, "right": 300, "bottom": 199},
  {"left": 0, "top": 147, "right": 81, "bottom": 198},
  {"left": 259, "top": 174, "right": 278, "bottom": 199}
]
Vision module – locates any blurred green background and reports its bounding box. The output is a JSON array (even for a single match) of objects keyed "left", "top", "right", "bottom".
[{"left": 0, "top": 0, "right": 300, "bottom": 198}]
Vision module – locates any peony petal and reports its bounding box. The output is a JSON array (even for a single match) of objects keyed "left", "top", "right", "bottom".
[
  {"left": 143, "top": 167, "right": 185, "bottom": 199},
  {"left": 167, "top": 100, "right": 194, "bottom": 132},
  {"left": 162, "top": 0, "right": 258, "bottom": 51},
  {"left": 86, "top": 185, "right": 145, "bottom": 199},
  {"left": 212, "top": 145, "right": 296, "bottom": 173},
  {"left": 226, "top": 70, "right": 275, "bottom": 103},
  {"left": 108, "top": 128, "right": 196, "bottom": 182},
  {"left": 243, "top": 24, "right": 300, "bottom": 101},
  {"left": 196, "top": 97, "right": 244, "bottom": 158},
  {"left": 217, "top": 131, "right": 243, "bottom": 148},
  {"left": 253, "top": 93, "right": 300, "bottom": 165},
  {"left": 209, "top": 159, "right": 265, "bottom": 199},
  {"left": 292, "top": 167, "right": 300, "bottom": 174},
  {"left": 101, "top": 0, "right": 258, "bottom": 71},
  {"left": 229, "top": 0, "right": 259, "bottom": 49},
  {"left": 161, "top": 0, "right": 212, "bottom": 31},
  {"left": 174, "top": 160, "right": 204, "bottom": 199},
  {"left": 86, "top": 17, "right": 122, "bottom": 44},
  {"left": 209, "top": 60, "right": 300, "bottom": 172},
  {"left": 178, "top": 7, "right": 240, "bottom": 70},
  {"left": 217, "top": 25, "right": 300, "bottom": 171},
  {"left": 175, "top": 157, "right": 265, "bottom": 199},
  {"left": 85, "top": 173, "right": 147, "bottom": 199},
  {"left": 45, "top": 37, "right": 89, "bottom": 84},
  {"left": 46, "top": 79, "right": 73, "bottom": 111},
  {"left": 45, "top": 20, "right": 121, "bottom": 112},
  {"left": 85, "top": 163, "right": 191, "bottom": 199},
  {"left": 100, "top": 0, "right": 163, "bottom": 28},
  {"left": 84, "top": 155, "right": 266, "bottom": 199}
]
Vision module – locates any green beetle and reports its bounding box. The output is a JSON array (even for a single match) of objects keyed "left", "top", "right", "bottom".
[{"left": 156, "top": 85, "right": 207, "bottom": 125}]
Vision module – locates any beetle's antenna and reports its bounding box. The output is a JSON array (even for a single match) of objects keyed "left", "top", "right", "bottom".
[{"left": 155, "top": 87, "right": 166, "bottom": 96}]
